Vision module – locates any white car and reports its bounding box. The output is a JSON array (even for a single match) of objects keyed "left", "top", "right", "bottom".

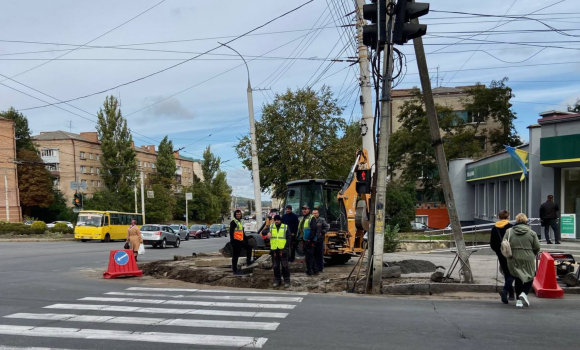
[{"left": 46, "top": 221, "right": 74, "bottom": 229}]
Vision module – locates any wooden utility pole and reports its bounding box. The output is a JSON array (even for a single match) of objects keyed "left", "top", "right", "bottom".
[
  {"left": 370, "top": 1, "right": 396, "bottom": 294},
  {"left": 412, "top": 18, "right": 473, "bottom": 283}
]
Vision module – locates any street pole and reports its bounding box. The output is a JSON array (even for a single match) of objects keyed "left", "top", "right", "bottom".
[
  {"left": 220, "top": 43, "right": 263, "bottom": 226},
  {"left": 412, "top": 18, "right": 473, "bottom": 283},
  {"left": 140, "top": 167, "right": 146, "bottom": 225},
  {"left": 4, "top": 172, "right": 9, "bottom": 221},
  {"left": 185, "top": 194, "right": 189, "bottom": 228},
  {"left": 355, "top": 0, "right": 376, "bottom": 166},
  {"left": 370, "top": 2, "right": 396, "bottom": 294},
  {"left": 134, "top": 181, "right": 138, "bottom": 214}
]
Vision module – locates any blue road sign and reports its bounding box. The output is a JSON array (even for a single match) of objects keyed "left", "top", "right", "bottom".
[{"left": 114, "top": 251, "right": 129, "bottom": 266}]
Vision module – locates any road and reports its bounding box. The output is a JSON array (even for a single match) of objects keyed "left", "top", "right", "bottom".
[{"left": 1, "top": 239, "right": 579, "bottom": 349}]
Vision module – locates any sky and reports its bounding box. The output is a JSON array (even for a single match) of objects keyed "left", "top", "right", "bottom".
[{"left": 1, "top": 0, "right": 579, "bottom": 200}]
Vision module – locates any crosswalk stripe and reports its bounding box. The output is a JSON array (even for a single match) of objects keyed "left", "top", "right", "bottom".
[
  {"left": 126, "top": 287, "right": 308, "bottom": 296},
  {"left": 44, "top": 304, "right": 288, "bottom": 318},
  {"left": 0, "top": 347, "right": 74, "bottom": 350},
  {"left": 105, "top": 291, "right": 303, "bottom": 303},
  {"left": 5, "top": 313, "right": 280, "bottom": 331},
  {"left": 0, "top": 325, "right": 268, "bottom": 348},
  {"left": 79, "top": 297, "right": 297, "bottom": 309}
]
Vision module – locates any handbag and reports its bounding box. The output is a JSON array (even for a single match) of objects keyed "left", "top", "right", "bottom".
[
  {"left": 124, "top": 242, "right": 130, "bottom": 250},
  {"left": 501, "top": 229, "right": 513, "bottom": 258}
]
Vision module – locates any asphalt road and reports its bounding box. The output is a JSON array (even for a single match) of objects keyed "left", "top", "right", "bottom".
[{"left": 1, "top": 239, "right": 579, "bottom": 350}]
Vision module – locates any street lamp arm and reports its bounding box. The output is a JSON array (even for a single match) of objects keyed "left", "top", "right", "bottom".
[{"left": 218, "top": 42, "right": 251, "bottom": 88}]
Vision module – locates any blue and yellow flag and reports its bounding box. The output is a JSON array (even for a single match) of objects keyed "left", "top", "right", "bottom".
[{"left": 505, "top": 146, "right": 528, "bottom": 181}]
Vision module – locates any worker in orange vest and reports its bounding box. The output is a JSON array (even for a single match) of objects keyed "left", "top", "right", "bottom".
[{"left": 230, "top": 209, "right": 252, "bottom": 275}]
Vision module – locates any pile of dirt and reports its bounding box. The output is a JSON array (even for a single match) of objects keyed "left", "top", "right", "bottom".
[{"left": 386, "top": 260, "right": 437, "bottom": 274}]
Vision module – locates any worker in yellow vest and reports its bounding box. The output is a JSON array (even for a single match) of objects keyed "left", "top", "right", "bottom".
[
  {"left": 263, "top": 214, "right": 292, "bottom": 288},
  {"left": 230, "top": 209, "right": 252, "bottom": 276}
]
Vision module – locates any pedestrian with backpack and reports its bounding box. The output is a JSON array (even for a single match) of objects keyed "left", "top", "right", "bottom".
[
  {"left": 503, "top": 213, "right": 541, "bottom": 308},
  {"left": 490, "top": 210, "right": 515, "bottom": 304}
]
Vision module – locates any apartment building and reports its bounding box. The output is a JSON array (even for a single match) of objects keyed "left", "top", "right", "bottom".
[
  {"left": 32, "top": 131, "right": 202, "bottom": 207},
  {"left": 0, "top": 117, "right": 22, "bottom": 222}
]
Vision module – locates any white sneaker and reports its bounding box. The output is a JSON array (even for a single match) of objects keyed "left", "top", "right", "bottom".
[
  {"left": 519, "top": 293, "right": 530, "bottom": 307},
  {"left": 516, "top": 300, "right": 523, "bottom": 308}
]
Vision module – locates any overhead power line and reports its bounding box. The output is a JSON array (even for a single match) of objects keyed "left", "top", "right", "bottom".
[{"left": 16, "top": 0, "right": 314, "bottom": 112}]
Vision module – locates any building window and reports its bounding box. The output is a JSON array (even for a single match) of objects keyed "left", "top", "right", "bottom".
[
  {"left": 81, "top": 180, "right": 87, "bottom": 187},
  {"left": 90, "top": 167, "right": 94, "bottom": 174},
  {"left": 89, "top": 153, "right": 93, "bottom": 160},
  {"left": 41, "top": 149, "right": 57, "bottom": 157},
  {"left": 138, "top": 161, "right": 142, "bottom": 167},
  {"left": 45, "top": 163, "right": 59, "bottom": 171},
  {"left": 80, "top": 166, "right": 86, "bottom": 174},
  {"left": 96, "top": 154, "right": 100, "bottom": 161},
  {"left": 97, "top": 180, "right": 101, "bottom": 188},
  {"left": 91, "top": 180, "right": 95, "bottom": 187},
  {"left": 152, "top": 163, "right": 156, "bottom": 169},
  {"left": 80, "top": 151, "right": 86, "bottom": 159},
  {"left": 96, "top": 168, "right": 100, "bottom": 175},
  {"left": 144, "top": 162, "right": 147, "bottom": 168},
  {"left": 53, "top": 178, "right": 60, "bottom": 187}
]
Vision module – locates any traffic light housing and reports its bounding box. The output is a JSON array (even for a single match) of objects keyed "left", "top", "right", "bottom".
[
  {"left": 362, "top": 0, "right": 386, "bottom": 49},
  {"left": 355, "top": 169, "right": 372, "bottom": 194},
  {"left": 393, "top": 0, "right": 430, "bottom": 45},
  {"left": 73, "top": 193, "right": 83, "bottom": 208}
]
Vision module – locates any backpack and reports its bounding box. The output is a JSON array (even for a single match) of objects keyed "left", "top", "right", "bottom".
[{"left": 501, "top": 228, "right": 513, "bottom": 258}]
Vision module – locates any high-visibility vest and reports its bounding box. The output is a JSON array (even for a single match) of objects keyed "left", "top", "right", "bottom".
[
  {"left": 299, "top": 214, "right": 313, "bottom": 240},
  {"left": 270, "top": 223, "right": 288, "bottom": 250},
  {"left": 233, "top": 219, "right": 244, "bottom": 241}
]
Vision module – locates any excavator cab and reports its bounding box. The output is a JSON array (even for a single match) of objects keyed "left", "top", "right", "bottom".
[{"left": 285, "top": 179, "right": 344, "bottom": 231}]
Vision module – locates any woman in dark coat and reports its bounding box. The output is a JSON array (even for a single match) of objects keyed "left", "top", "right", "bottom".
[{"left": 490, "top": 210, "right": 514, "bottom": 304}]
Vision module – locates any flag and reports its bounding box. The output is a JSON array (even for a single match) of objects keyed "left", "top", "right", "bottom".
[{"left": 505, "top": 145, "right": 528, "bottom": 182}]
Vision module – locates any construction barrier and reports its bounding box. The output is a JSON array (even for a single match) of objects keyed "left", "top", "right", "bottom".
[
  {"left": 533, "top": 252, "right": 564, "bottom": 298},
  {"left": 103, "top": 250, "right": 143, "bottom": 279}
]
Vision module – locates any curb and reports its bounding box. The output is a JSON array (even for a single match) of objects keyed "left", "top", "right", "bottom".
[
  {"left": 382, "top": 283, "right": 580, "bottom": 296},
  {"left": 0, "top": 238, "right": 76, "bottom": 242}
]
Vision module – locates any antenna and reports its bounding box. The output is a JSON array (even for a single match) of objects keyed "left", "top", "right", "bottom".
[{"left": 66, "top": 121, "right": 72, "bottom": 132}]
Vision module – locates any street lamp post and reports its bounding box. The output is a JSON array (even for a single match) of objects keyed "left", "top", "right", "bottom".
[{"left": 219, "top": 43, "right": 262, "bottom": 226}]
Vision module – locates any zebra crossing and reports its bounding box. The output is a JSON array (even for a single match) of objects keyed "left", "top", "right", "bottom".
[{"left": 0, "top": 286, "right": 308, "bottom": 349}]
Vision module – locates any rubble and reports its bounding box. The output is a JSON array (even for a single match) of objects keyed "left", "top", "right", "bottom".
[
  {"left": 430, "top": 266, "right": 446, "bottom": 282},
  {"left": 386, "top": 259, "right": 437, "bottom": 274}
]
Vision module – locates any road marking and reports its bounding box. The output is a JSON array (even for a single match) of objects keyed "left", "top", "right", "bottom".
[
  {"left": 79, "top": 297, "right": 297, "bottom": 309},
  {"left": 5, "top": 313, "right": 280, "bottom": 331},
  {"left": 126, "top": 287, "right": 308, "bottom": 296},
  {"left": 0, "top": 325, "right": 268, "bottom": 348},
  {"left": 0, "top": 347, "right": 75, "bottom": 350},
  {"left": 44, "top": 304, "right": 288, "bottom": 318},
  {"left": 105, "top": 291, "right": 303, "bottom": 303}
]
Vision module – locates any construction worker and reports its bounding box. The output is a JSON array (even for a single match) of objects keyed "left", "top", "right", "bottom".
[
  {"left": 262, "top": 214, "right": 291, "bottom": 288},
  {"left": 282, "top": 205, "right": 299, "bottom": 262},
  {"left": 230, "top": 209, "right": 252, "bottom": 276},
  {"left": 299, "top": 205, "right": 318, "bottom": 275},
  {"left": 311, "top": 208, "right": 329, "bottom": 273}
]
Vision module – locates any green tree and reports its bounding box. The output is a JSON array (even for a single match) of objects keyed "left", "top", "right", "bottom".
[
  {"left": 389, "top": 90, "right": 482, "bottom": 200},
  {"left": 462, "top": 78, "right": 523, "bottom": 153},
  {"left": 155, "top": 136, "right": 176, "bottom": 186},
  {"left": 143, "top": 183, "right": 175, "bottom": 223},
  {"left": 83, "top": 189, "right": 127, "bottom": 212},
  {"left": 235, "top": 86, "right": 346, "bottom": 198},
  {"left": 96, "top": 96, "right": 137, "bottom": 194},
  {"left": 16, "top": 150, "right": 55, "bottom": 216},
  {"left": 0, "top": 107, "right": 36, "bottom": 152},
  {"left": 30, "top": 189, "right": 73, "bottom": 222},
  {"left": 568, "top": 98, "right": 580, "bottom": 113},
  {"left": 324, "top": 121, "right": 362, "bottom": 180},
  {"left": 385, "top": 181, "right": 417, "bottom": 232},
  {"left": 212, "top": 171, "right": 232, "bottom": 217}
]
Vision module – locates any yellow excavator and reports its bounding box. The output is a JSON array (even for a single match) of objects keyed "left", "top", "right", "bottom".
[{"left": 255, "top": 149, "right": 371, "bottom": 264}]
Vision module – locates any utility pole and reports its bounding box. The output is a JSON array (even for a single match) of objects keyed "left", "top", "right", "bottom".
[
  {"left": 355, "top": 0, "right": 375, "bottom": 167},
  {"left": 412, "top": 18, "right": 472, "bottom": 283},
  {"left": 4, "top": 172, "right": 9, "bottom": 222},
  {"left": 370, "top": 2, "right": 395, "bottom": 294},
  {"left": 134, "top": 180, "right": 138, "bottom": 214},
  {"left": 220, "top": 43, "right": 262, "bottom": 226},
  {"left": 140, "top": 167, "right": 146, "bottom": 225}
]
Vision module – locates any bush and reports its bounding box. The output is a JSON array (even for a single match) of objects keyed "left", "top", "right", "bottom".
[
  {"left": 0, "top": 221, "right": 45, "bottom": 235},
  {"left": 386, "top": 181, "right": 416, "bottom": 232},
  {"left": 31, "top": 221, "right": 47, "bottom": 232},
  {"left": 384, "top": 224, "right": 401, "bottom": 253},
  {"left": 51, "top": 222, "right": 73, "bottom": 234}
]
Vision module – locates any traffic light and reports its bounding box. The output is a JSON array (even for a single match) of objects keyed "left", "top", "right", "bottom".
[
  {"left": 362, "top": 0, "right": 386, "bottom": 49},
  {"left": 73, "top": 193, "right": 83, "bottom": 208},
  {"left": 393, "top": 0, "right": 430, "bottom": 45},
  {"left": 355, "top": 169, "right": 372, "bottom": 194}
]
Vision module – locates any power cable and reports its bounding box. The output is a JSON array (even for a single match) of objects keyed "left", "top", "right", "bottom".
[
  {"left": 16, "top": 1, "right": 314, "bottom": 112},
  {"left": 0, "top": 0, "right": 167, "bottom": 83}
]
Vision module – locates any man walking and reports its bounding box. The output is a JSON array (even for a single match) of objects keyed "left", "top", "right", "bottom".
[
  {"left": 282, "top": 205, "right": 299, "bottom": 262},
  {"left": 262, "top": 215, "right": 291, "bottom": 288},
  {"left": 540, "top": 194, "right": 561, "bottom": 244},
  {"left": 311, "top": 208, "right": 329, "bottom": 273},
  {"left": 230, "top": 209, "right": 253, "bottom": 275}
]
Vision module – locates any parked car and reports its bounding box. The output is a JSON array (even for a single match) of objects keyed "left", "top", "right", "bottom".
[
  {"left": 169, "top": 224, "right": 190, "bottom": 241},
  {"left": 46, "top": 221, "right": 74, "bottom": 229},
  {"left": 140, "top": 224, "right": 181, "bottom": 248},
  {"left": 208, "top": 224, "right": 227, "bottom": 237},
  {"left": 189, "top": 224, "right": 210, "bottom": 239},
  {"left": 23, "top": 220, "right": 34, "bottom": 225}
]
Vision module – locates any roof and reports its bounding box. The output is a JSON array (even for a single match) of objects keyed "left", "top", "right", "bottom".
[
  {"left": 32, "top": 131, "right": 94, "bottom": 142},
  {"left": 538, "top": 113, "right": 580, "bottom": 125},
  {"left": 179, "top": 155, "right": 200, "bottom": 162},
  {"left": 466, "top": 143, "right": 529, "bottom": 165},
  {"left": 392, "top": 85, "right": 476, "bottom": 98},
  {"left": 286, "top": 179, "right": 344, "bottom": 188},
  {"left": 538, "top": 110, "right": 575, "bottom": 117}
]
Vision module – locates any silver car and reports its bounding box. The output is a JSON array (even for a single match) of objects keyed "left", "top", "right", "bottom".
[
  {"left": 140, "top": 224, "right": 181, "bottom": 249},
  {"left": 169, "top": 224, "right": 190, "bottom": 241}
]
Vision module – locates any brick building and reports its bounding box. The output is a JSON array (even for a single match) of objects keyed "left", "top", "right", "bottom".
[
  {"left": 32, "top": 131, "right": 202, "bottom": 207},
  {"left": 0, "top": 117, "right": 22, "bottom": 222}
]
